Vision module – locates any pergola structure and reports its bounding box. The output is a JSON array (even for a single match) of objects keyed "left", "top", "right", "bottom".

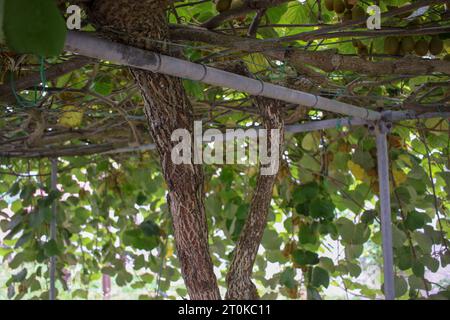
[{"left": 5, "top": 30, "right": 449, "bottom": 300}]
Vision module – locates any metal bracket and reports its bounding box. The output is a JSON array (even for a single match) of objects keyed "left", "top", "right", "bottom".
[{"left": 367, "top": 111, "right": 393, "bottom": 136}]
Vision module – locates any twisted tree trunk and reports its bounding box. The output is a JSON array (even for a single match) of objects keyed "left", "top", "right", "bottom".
[
  {"left": 225, "top": 65, "right": 285, "bottom": 299},
  {"left": 87, "top": 0, "right": 220, "bottom": 300}
]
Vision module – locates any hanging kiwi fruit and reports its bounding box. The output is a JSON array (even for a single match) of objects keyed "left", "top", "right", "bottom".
[
  {"left": 400, "top": 37, "right": 415, "bottom": 54},
  {"left": 343, "top": 10, "right": 352, "bottom": 21},
  {"left": 215, "top": 0, "right": 231, "bottom": 12},
  {"left": 325, "top": 0, "right": 334, "bottom": 11},
  {"left": 384, "top": 36, "right": 400, "bottom": 55},
  {"left": 344, "top": 0, "right": 354, "bottom": 10},
  {"left": 333, "top": 0, "right": 346, "bottom": 14},
  {"left": 230, "top": 0, "right": 245, "bottom": 10},
  {"left": 414, "top": 38, "right": 429, "bottom": 56},
  {"left": 351, "top": 5, "right": 366, "bottom": 20},
  {"left": 429, "top": 36, "right": 444, "bottom": 55}
]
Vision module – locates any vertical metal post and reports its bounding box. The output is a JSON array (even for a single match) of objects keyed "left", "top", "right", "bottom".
[
  {"left": 374, "top": 121, "right": 395, "bottom": 300},
  {"left": 49, "top": 158, "right": 57, "bottom": 300}
]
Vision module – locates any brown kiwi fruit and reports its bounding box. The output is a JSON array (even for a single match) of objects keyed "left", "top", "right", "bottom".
[
  {"left": 343, "top": 10, "right": 352, "bottom": 21},
  {"left": 229, "top": 0, "right": 244, "bottom": 10},
  {"left": 400, "top": 37, "right": 415, "bottom": 54},
  {"left": 429, "top": 36, "right": 444, "bottom": 55},
  {"left": 215, "top": 0, "right": 231, "bottom": 12},
  {"left": 333, "top": 0, "right": 346, "bottom": 14},
  {"left": 351, "top": 5, "right": 366, "bottom": 20},
  {"left": 344, "top": 0, "right": 354, "bottom": 9},
  {"left": 414, "top": 39, "right": 429, "bottom": 56},
  {"left": 325, "top": 0, "right": 334, "bottom": 11},
  {"left": 384, "top": 36, "right": 400, "bottom": 55}
]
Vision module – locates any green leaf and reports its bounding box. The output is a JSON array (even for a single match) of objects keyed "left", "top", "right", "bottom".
[
  {"left": 352, "top": 149, "right": 375, "bottom": 170},
  {"left": 298, "top": 223, "right": 319, "bottom": 245},
  {"left": 309, "top": 198, "right": 335, "bottom": 220},
  {"left": 405, "top": 211, "right": 428, "bottom": 230},
  {"left": 301, "top": 133, "right": 318, "bottom": 151},
  {"left": 122, "top": 228, "right": 158, "bottom": 251},
  {"left": 420, "top": 255, "right": 439, "bottom": 273},
  {"left": 336, "top": 218, "right": 370, "bottom": 245},
  {"left": 139, "top": 220, "right": 160, "bottom": 237},
  {"left": 4, "top": 0, "right": 67, "bottom": 56},
  {"left": 311, "top": 267, "right": 330, "bottom": 288},
  {"left": 136, "top": 192, "right": 147, "bottom": 206},
  {"left": 292, "top": 249, "right": 319, "bottom": 266},
  {"left": 280, "top": 267, "right": 297, "bottom": 289},
  {"left": 43, "top": 240, "right": 59, "bottom": 257},
  {"left": 14, "top": 232, "right": 32, "bottom": 249},
  {"left": 408, "top": 275, "right": 430, "bottom": 291},
  {"left": 306, "top": 286, "right": 322, "bottom": 300},
  {"left": 116, "top": 270, "right": 133, "bottom": 286},
  {"left": 8, "top": 182, "right": 21, "bottom": 197},
  {"left": 12, "top": 268, "right": 27, "bottom": 282},
  {"left": 92, "top": 75, "right": 113, "bottom": 96},
  {"left": 361, "top": 210, "right": 377, "bottom": 225},
  {"left": 395, "top": 246, "right": 413, "bottom": 270},
  {"left": 347, "top": 262, "right": 362, "bottom": 277},
  {"left": 345, "top": 244, "right": 363, "bottom": 260},
  {"left": 9, "top": 252, "right": 24, "bottom": 269},
  {"left": 393, "top": 276, "right": 408, "bottom": 298},
  {"left": 412, "top": 261, "right": 425, "bottom": 278},
  {"left": 392, "top": 224, "right": 407, "bottom": 248},
  {"left": 292, "top": 182, "right": 320, "bottom": 205},
  {"left": 72, "top": 289, "right": 88, "bottom": 299},
  {"left": 318, "top": 257, "right": 335, "bottom": 273}
]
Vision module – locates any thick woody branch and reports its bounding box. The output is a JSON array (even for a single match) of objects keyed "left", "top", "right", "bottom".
[
  {"left": 225, "top": 63, "right": 285, "bottom": 300},
  {"left": 169, "top": 26, "right": 450, "bottom": 76},
  {"left": 286, "top": 50, "right": 450, "bottom": 76},
  {"left": 0, "top": 57, "right": 92, "bottom": 103}
]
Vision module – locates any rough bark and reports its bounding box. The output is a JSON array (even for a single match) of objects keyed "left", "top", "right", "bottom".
[
  {"left": 225, "top": 65, "right": 285, "bottom": 300},
  {"left": 169, "top": 25, "right": 450, "bottom": 76},
  {"left": 87, "top": 0, "right": 220, "bottom": 300}
]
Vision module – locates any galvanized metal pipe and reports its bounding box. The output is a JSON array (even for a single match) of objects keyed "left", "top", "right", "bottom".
[
  {"left": 65, "top": 31, "right": 381, "bottom": 121},
  {"left": 375, "top": 122, "right": 395, "bottom": 300}
]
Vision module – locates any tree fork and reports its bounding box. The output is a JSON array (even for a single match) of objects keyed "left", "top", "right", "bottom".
[{"left": 87, "top": 0, "right": 220, "bottom": 299}]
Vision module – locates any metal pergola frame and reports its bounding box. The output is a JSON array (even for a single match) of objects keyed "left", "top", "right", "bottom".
[{"left": 54, "top": 31, "right": 450, "bottom": 300}]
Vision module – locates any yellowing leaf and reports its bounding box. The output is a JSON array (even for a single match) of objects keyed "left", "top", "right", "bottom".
[
  {"left": 165, "top": 242, "right": 174, "bottom": 258},
  {"left": 301, "top": 133, "right": 317, "bottom": 151},
  {"left": 444, "top": 39, "right": 450, "bottom": 52},
  {"left": 242, "top": 53, "right": 269, "bottom": 74},
  {"left": 58, "top": 105, "right": 83, "bottom": 128},
  {"left": 348, "top": 160, "right": 366, "bottom": 181},
  {"left": 272, "top": 184, "right": 279, "bottom": 197},
  {"left": 393, "top": 169, "right": 407, "bottom": 185},
  {"left": 398, "top": 154, "right": 412, "bottom": 167}
]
